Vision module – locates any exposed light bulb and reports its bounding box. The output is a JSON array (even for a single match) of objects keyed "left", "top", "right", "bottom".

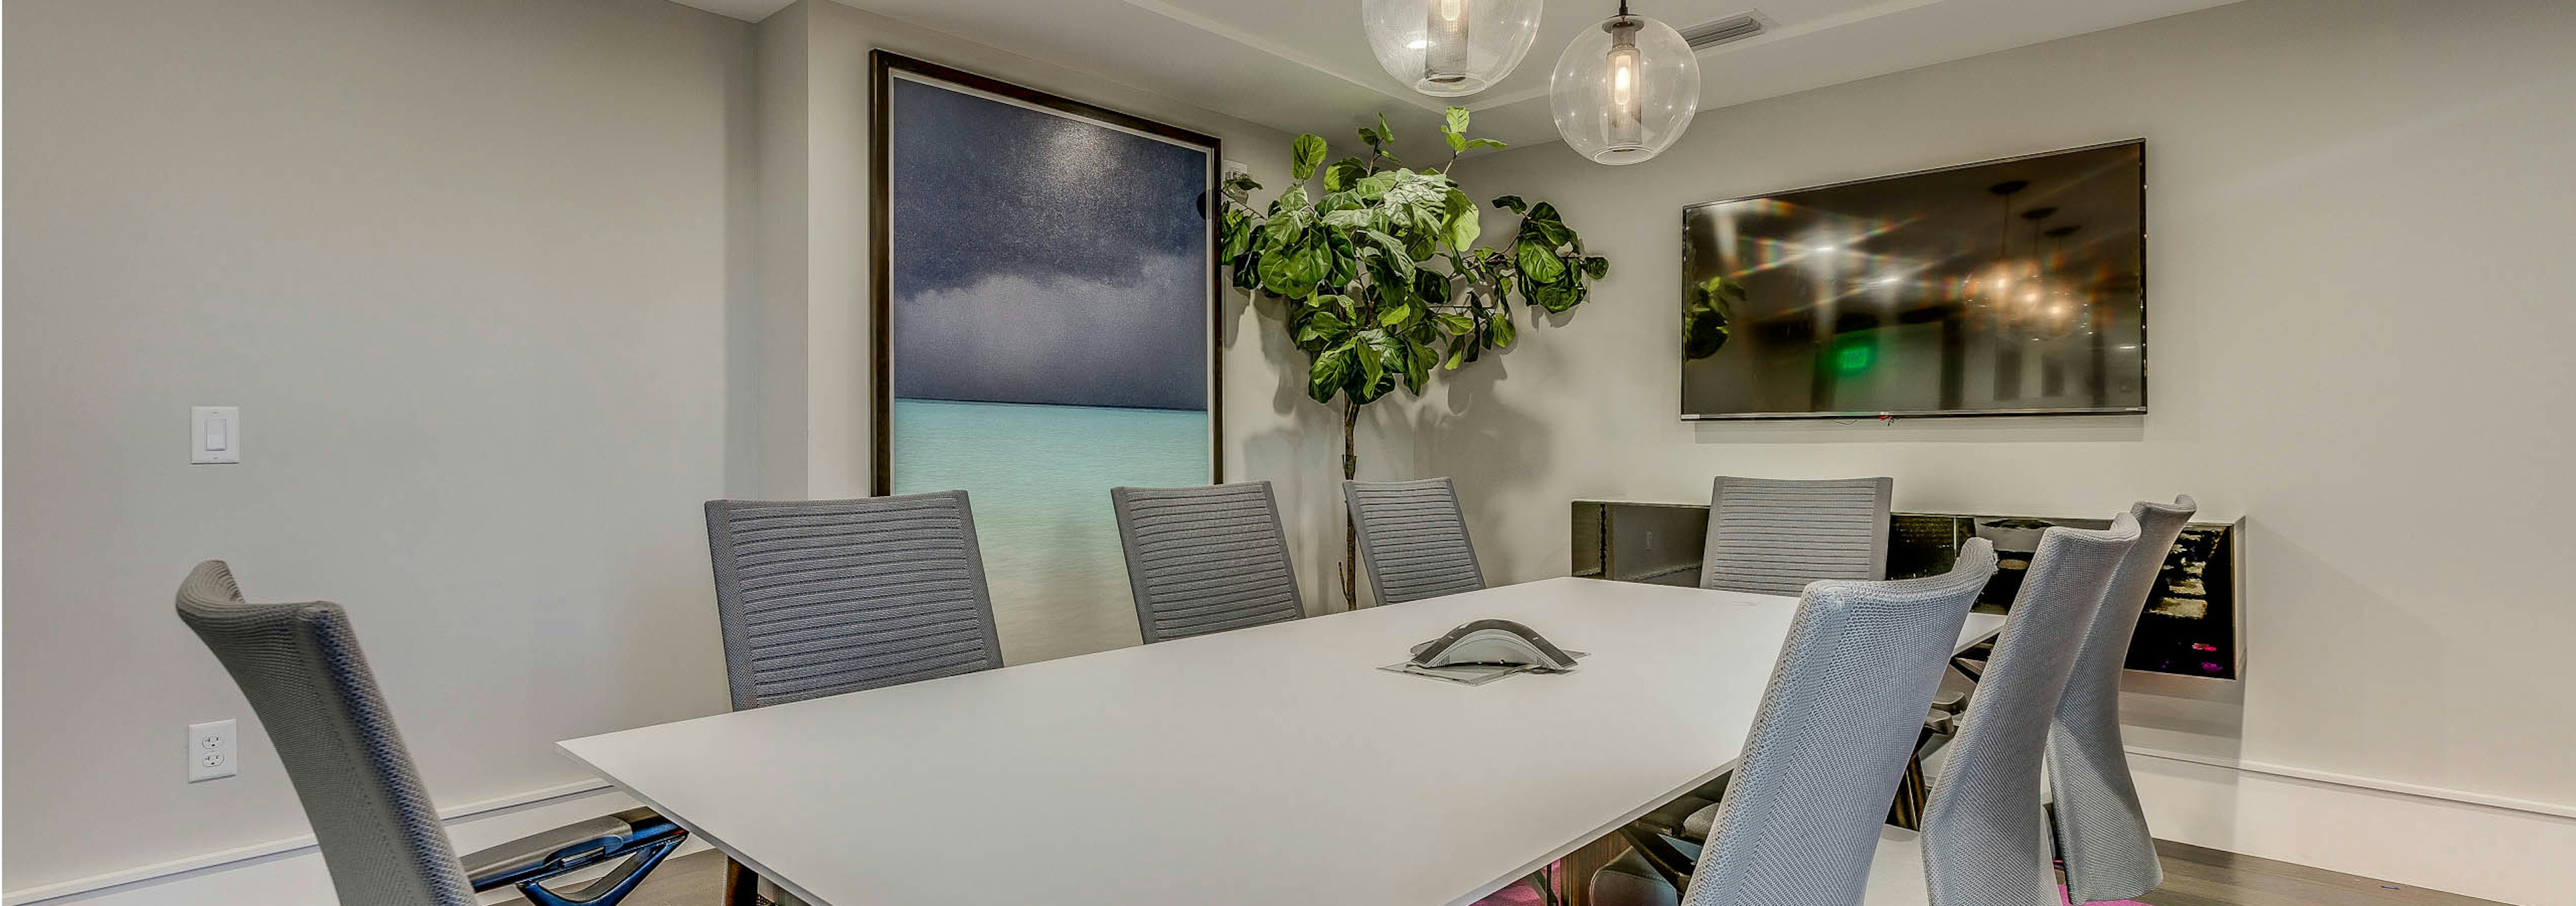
[
  {"left": 1426, "top": 0, "right": 1470, "bottom": 84},
  {"left": 1548, "top": 4, "right": 1695, "bottom": 164},
  {"left": 1603, "top": 18, "right": 1644, "bottom": 152}
]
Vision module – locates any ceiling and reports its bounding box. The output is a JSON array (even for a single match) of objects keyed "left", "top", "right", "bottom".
[{"left": 678, "top": 0, "right": 2244, "bottom": 154}]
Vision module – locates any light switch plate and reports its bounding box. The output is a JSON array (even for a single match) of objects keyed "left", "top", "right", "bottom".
[
  {"left": 189, "top": 719, "right": 237, "bottom": 782},
  {"left": 191, "top": 406, "right": 240, "bottom": 464}
]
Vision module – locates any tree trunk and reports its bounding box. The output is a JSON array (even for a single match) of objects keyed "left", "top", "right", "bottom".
[{"left": 1340, "top": 396, "right": 1360, "bottom": 611}]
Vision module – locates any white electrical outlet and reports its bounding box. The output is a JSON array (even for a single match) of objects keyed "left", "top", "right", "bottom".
[{"left": 189, "top": 719, "right": 237, "bottom": 782}]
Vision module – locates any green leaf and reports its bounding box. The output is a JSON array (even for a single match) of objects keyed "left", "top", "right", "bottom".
[
  {"left": 1354, "top": 330, "right": 1387, "bottom": 384},
  {"left": 1224, "top": 172, "right": 1262, "bottom": 195},
  {"left": 1362, "top": 329, "right": 1404, "bottom": 385},
  {"left": 1522, "top": 201, "right": 1574, "bottom": 246},
  {"left": 1412, "top": 268, "right": 1450, "bottom": 310},
  {"left": 1515, "top": 240, "right": 1566, "bottom": 284},
  {"left": 1401, "top": 338, "right": 1432, "bottom": 393},
  {"left": 1463, "top": 138, "right": 1509, "bottom": 151},
  {"left": 1275, "top": 184, "right": 1309, "bottom": 213},
  {"left": 1320, "top": 208, "right": 1376, "bottom": 230},
  {"left": 1323, "top": 229, "right": 1360, "bottom": 288},
  {"left": 1291, "top": 134, "right": 1328, "bottom": 181},
  {"left": 1434, "top": 311, "right": 1476, "bottom": 335},
  {"left": 1439, "top": 187, "right": 1481, "bottom": 250},
  {"left": 1257, "top": 252, "right": 1316, "bottom": 298},
  {"left": 1351, "top": 170, "right": 1403, "bottom": 201},
  {"left": 1491, "top": 195, "right": 1528, "bottom": 214},
  {"left": 1376, "top": 113, "right": 1394, "bottom": 146},
  {"left": 1308, "top": 342, "right": 1355, "bottom": 403},
  {"left": 1296, "top": 306, "right": 1351, "bottom": 344},
  {"left": 1257, "top": 221, "right": 1328, "bottom": 298},
  {"left": 1580, "top": 255, "right": 1609, "bottom": 281},
  {"left": 1443, "top": 107, "right": 1470, "bottom": 152},
  {"left": 1358, "top": 230, "right": 1413, "bottom": 276},
  {"left": 1219, "top": 208, "right": 1256, "bottom": 261},
  {"left": 1322, "top": 157, "right": 1368, "bottom": 192},
  {"left": 1377, "top": 301, "right": 1415, "bottom": 328},
  {"left": 1488, "top": 310, "right": 1518, "bottom": 348},
  {"left": 1352, "top": 372, "right": 1397, "bottom": 404},
  {"left": 1381, "top": 172, "right": 1450, "bottom": 238},
  {"left": 1529, "top": 279, "right": 1583, "bottom": 312}
]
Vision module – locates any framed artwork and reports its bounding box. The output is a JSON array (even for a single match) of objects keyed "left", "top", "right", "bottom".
[{"left": 869, "top": 52, "right": 1222, "bottom": 651}]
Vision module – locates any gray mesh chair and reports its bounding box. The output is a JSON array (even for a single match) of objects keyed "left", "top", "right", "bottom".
[
  {"left": 175, "top": 560, "right": 685, "bottom": 906},
  {"left": 2049, "top": 496, "right": 2197, "bottom": 903},
  {"left": 1906, "top": 515, "right": 2142, "bottom": 906},
  {"left": 704, "top": 491, "right": 1008, "bottom": 905},
  {"left": 1343, "top": 477, "right": 1485, "bottom": 605},
  {"left": 1589, "top": 540, "right": 2001, "bottom": 906},
  {"left": 703, "top": 491, "right": 1005, "bottom": 711},
  {"left": 1111, "top": 481, "right": 1304, "bottom": 642},
  {"left": 1700, "top": 476, "right": 1894, "bottom": 595}
]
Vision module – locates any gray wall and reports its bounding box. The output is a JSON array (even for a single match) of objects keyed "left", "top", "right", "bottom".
[
  {"left": 2, "top": 0, "right": 1344, "bottom": 891},
  {"left": 2, "top": 0, "right": 757, "bottom": 888},
  {"left": 1446, "top": 0, "right": 2576, "bottom": 899}
]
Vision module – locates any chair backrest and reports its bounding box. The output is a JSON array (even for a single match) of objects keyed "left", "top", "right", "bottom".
[
  {"left": 703, "top": 491, "right": 1005, "bottom": 710},
  {"left": 175, "top": 561, "right": 476, "bottom": 906},
  {"left": 1343, "top": 477, "right": 1485, "bottom": 606},
  {"left": 1921, "top": 515, "right": 2141, "bottom": 906},
  {"left": 1699, "top": 476, "right": 1894, "bottom": 595},
  {"left": 2050, "top": 496, "right": 2198, "bottom": 903},
  {"left": 1111, "top": 481, "right": 1305, "bottom": 643},
  {"left": 1685, "top": 540, "right": 1999, "bottom": 906}
]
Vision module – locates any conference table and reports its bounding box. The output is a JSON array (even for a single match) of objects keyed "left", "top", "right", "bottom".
[{"left": 559, "top": 576, "right": 2004, "bottom": 906}]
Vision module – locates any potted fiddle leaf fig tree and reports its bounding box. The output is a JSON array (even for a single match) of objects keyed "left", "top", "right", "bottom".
[{"left": 1218, "top": 106, "right": 1609, "bottom": 609}]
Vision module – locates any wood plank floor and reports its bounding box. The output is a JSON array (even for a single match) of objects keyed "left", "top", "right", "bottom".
[
  {"left": 2139, "top": 839, "right": 2504, "bottom": 906},
  {"left": 577, "top": 840, "right": 2506, "bottom": 906}
]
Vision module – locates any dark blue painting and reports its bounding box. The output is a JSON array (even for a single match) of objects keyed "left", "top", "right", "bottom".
[{"left": 879, "top": 62, "right": 1216, "bottom": 655}]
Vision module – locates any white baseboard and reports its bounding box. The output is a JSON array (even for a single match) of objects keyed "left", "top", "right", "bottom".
[
  {"left": 4, "top": 781, "right": 710, "bottom": 906},
  {"left": 2129, "top": 748, "right": 2576, "bottom": 906},
  {"left": 16, "top": 756, "right": 2571, "bottom": 906}
]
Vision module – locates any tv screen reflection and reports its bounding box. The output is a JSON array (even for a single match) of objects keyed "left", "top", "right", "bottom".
[{"left": 1680, "top": 141, "right": 2146, "bottom": 419}]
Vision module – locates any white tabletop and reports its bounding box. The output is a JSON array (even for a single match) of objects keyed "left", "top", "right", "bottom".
[{"left": 560, "top": 576, "right": 2004, "bottom": 906}]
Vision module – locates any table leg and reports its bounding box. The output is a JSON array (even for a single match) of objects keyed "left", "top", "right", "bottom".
[
  {"left": 724, "top": 857, "right": 761, "bottom": 906},
  {"left": 1887, "top": 750, "right": 1927, "bottom": 831},
  {"left": 1558, "top": 827, "right": 1632, "bottom": 906}
]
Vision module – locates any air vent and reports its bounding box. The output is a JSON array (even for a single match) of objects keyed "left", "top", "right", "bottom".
[{"left": 1681, "top": 13, "right": 1768, "bottom": 51}]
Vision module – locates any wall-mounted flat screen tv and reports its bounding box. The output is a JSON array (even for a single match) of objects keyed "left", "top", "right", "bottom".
[{"left": 1681, "top": 140, "right": 2146, "bottom": 419}]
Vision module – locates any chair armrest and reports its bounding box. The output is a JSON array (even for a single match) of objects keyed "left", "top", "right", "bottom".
[{"left": 463, "top": 807, "right": 684, "bottom": 893}]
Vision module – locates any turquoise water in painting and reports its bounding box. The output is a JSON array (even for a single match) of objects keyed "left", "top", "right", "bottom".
[{"left": 890, "top": 398, "right": 1210, "bottom": 655}]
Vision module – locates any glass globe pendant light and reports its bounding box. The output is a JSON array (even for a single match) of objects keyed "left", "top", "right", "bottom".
[
  {"left": 1361, "top": 0, "right": 1545, "bottom": 97},
  {"left": 1549, "top": 1, "right": 1699, "bottom": 165}
]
